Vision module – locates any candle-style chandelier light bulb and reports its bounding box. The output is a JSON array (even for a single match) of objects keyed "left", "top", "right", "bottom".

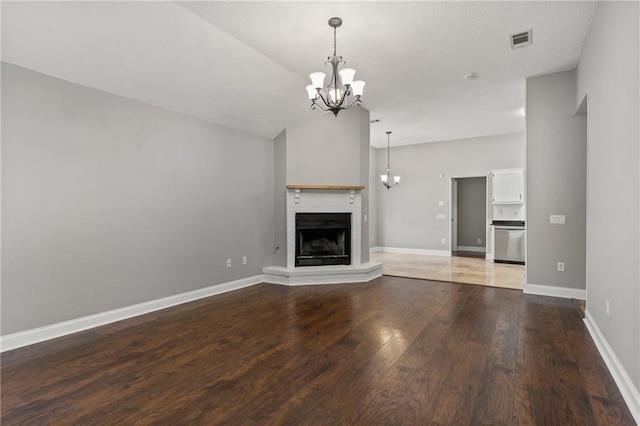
[
  {"left": 306, "top": 17, "right": 365, "bottom": 117},
  {"left": 381, "top": 131, "right": 401, "bottom": 189}
]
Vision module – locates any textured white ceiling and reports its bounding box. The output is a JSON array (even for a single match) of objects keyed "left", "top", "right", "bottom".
[{"left": 2, "top": 1, "right": 595, "bottom": 148}]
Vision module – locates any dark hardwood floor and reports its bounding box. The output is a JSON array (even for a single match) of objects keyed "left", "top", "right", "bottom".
[{"left": 2, "top": 276, "right": 635, "bottom": 425}]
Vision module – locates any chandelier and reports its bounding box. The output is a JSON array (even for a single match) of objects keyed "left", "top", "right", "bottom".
[
  {"left": 305, "top": 17, "right": 365, "bottom": 117},
  {"left": 381, "top": 131, "right": 401, "bottom": 189}
]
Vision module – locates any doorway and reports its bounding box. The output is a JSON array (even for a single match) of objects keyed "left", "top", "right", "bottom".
[{"left": 451, "top": 176, "right": 487, "bottom": 258}]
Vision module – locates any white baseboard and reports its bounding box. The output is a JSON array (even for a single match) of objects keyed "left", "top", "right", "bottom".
[
  {"left": 457, "top": 246, "right": 486, "bottom": 253},
  {"left": 524, "top": 283, "right": 586, "bottom": 300},
  {"left": 584, "top": 311, "right": 640, "bottom": 424},
  {"left": 370, "top": 246, "right": 383, "bottom": 253},
  {"left": 371, "top": 247, "right": 451, "bottom": 257},
  {"left": 1, "top": 275, "right": 264, "bottom": 353}
]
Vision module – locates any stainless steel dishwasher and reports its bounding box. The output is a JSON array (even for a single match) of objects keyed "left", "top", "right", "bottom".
[{"left": 493, "top": 220, "right": 525, "bottom": 264}]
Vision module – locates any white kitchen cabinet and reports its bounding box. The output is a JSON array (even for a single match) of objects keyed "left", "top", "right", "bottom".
[{"left": 492, "top": 169, "right": 524, "bottom": 204}]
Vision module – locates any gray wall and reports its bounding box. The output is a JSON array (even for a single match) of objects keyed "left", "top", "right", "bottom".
[
  {"left": 285, "top": 107, "right": 369, "bottom": 186},
  {"left": 526, "top": 70, "right": 587, "bottom": 290},
  {"left": 576, "top": 2, "right": 639, "bottom": 390},
  {"left": 369, "top": 147, "right": 378, "bottom": 248},
  {"left": 1, "top": 63, "right": 275, "bottom": 335},
  {"left": 456, "top": 177, "right": 486, "bottom": 249},
  {"left": 375, "top": 132, "right": 525, "bottom": 251},
  {"left": 358, "top": 111, "right": 371, "bottom": 263},
  {"left": 273, "top": 130, "right": 287, "bottom": 267}
]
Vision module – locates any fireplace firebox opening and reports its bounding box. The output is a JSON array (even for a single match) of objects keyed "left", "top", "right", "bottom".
[{"left": 295, "top": 213, "right": 351, "bottom": 267}]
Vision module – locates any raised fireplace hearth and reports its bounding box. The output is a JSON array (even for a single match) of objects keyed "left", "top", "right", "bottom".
[{"left": 296, "top": 213, "right": 351, "bottom": 267}]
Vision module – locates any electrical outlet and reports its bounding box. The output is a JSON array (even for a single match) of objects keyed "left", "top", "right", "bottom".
[
  {"left": 438, "top": 200, "right": 444, "bottom": 206},
  {"left": 226, "top": 259, "right": 232, "bottom": 268},
  {"left": 441, "top": 238, "right": 446, "bottom": 244},
  {"left": 557, "top": 262, "right": 565, "bottom": 272},
  {"left": 605, "top": 300, "right": 610, "bottom": 317},
  {"left": 242, "top": 256, "right": 247, "bottom": 265},
  {"left": 477, "top": 238, "right": 482, "bottom": 244}
]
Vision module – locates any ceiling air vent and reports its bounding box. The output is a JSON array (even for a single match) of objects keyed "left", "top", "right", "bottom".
[{"left": 510, "top": 30, "right": 532, "bottom": 49}]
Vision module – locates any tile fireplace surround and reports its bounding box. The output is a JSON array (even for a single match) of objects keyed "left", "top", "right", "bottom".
[{"left": 262, "top": 185, "right": 383, "bottom": 285}]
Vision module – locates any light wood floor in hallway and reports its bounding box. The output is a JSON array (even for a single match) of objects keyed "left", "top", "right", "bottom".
[{"left": 371, "top": 251, "right": 526, "bottom": 290}]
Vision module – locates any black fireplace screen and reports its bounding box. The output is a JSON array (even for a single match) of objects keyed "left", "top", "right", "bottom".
[{"left": 295, "top": 213, "right": 351, "bottom": 267}]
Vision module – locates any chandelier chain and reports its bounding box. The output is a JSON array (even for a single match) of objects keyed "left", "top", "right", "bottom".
[
  {"left": 387, "top": 131, "right": 391, "bottom": 171},
  {"left": 388, "top": 141, "right": 390, "bottom": 171}
]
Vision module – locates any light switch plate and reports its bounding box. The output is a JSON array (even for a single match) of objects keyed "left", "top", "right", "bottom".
[
  {"left": 550, "top": 215, "right": 566, "bottom": 224},
  {"left": 438, "top": 200, "right": 444, "bottom": 206}
]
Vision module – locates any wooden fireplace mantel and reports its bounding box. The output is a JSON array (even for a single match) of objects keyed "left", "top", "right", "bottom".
[{"left": 286, "top": 185, "right": 365, "bottom": 190}]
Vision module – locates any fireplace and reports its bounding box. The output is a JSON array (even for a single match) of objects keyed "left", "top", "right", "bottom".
[
  {"left": 295, "top": 212, "right": 351, "bottom": 267},
  {"left": 262, "top": 186, "right": 382, "bottom": 285}
]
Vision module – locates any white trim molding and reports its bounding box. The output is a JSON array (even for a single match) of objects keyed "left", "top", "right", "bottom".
[
  {"left": 524, "top": 283, "right": 586, "bottom": 300},
  {"left": 1, "top": 275, "right": 263, "bottom": 353},
  {"left": 584, "top": 311, "right": 640, "bottom": 424},
  {"left": 372, "top": 247, "right": 451, "bottom": 257}
]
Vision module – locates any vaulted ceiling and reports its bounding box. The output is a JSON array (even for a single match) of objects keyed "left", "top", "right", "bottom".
[{"left": 2, "top": 1, "right": 595, "bottom": 148}]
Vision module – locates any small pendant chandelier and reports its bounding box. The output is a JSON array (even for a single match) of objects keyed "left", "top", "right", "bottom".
[
  {"left": 305, "top": 17, "right": 365, "bottom": 117},
  {"left": 381, "top": 131, "right": 401, "bottom": 189}
]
